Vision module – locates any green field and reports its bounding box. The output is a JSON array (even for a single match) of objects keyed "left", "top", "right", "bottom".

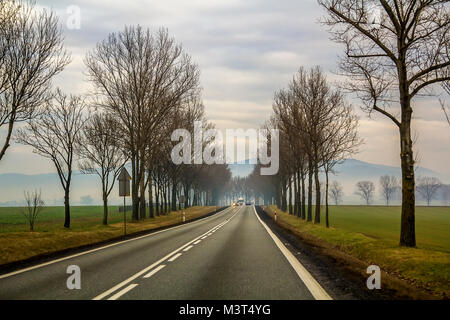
[
  {"left": 0, "top": 206, "right": 127, "bottom": 233},
  {"left": 315, "top": 205, "right": 450, "bottom": 252},
  {"left": 266, "top": 205, "right": 450, "bottom": 298},
  {"left": 0, "top": 205, "right": 217, "bottom": 265}
]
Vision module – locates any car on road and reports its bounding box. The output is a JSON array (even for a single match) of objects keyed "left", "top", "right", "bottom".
[{"left": 245, "top": 201, "right": 252, "bottom": 205}]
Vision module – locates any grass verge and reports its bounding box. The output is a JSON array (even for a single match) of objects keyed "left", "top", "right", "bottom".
[
  {"left": 0, "top": 206, "right": 218, "bottom": 265},
  {"left": 263, "top": 205, "right": 449, "bottom": 299}
]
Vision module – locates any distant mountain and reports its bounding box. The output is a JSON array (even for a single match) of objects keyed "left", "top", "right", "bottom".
[
  {"left": 330, "top": 159, "right": 450, "bottom": 204},
  {"left": 0, "top": 172, "right": 117, "bottom": 206},
  {"left": 0, "top": 158, "right": 448, "bottom": 206},
  {"left": 332, "top": 158, "right": 447, "bottom": 180}
]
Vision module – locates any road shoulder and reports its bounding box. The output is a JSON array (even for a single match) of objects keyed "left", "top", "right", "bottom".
[{"left": 254, "top": 206, "right": 425, "bottom": 300}]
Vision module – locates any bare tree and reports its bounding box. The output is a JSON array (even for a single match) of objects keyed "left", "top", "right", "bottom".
[
  {"left": 319, "top": 99, "right": 362, "bottom": 227},
  {"left": 329, "top": 181, "right": 344, "bottom": 205},
  {"left": 355, "top": 181, "right": 375, "bottom": 205},
  {"left": 16, "top": 89, "right": 87, "bottom": 228},
  {"left": 22, "top": 189, "right": 44, "bottom": 231},
  {"left": 85, "top": 26, "right": 200, "bottom": 221},
  {"left": 0, "top": 0, "right": 70, "bottom": 162},
  {"left": 77, "top": 113, "right": 128, "bottom": 225},
  {"left": 416, "top": 176, "right": 442, "bottom": 206},
  {"left": 272, "top": 66, "right": 361, "bottom": 226},
  {"left": 319, "top": 0, "right": 449, "bottom": 246},
  {"left": 379, "top": 175, "right": 399, "bottom": 206}
]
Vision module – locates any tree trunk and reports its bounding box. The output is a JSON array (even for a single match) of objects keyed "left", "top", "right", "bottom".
[
  {"left": 314, "top": 161, "right": 321, "bottom": 224},
  {"left": 301, "top": 170, "right": 306, "bottom": 220},
  {"left": 131, "top": 154, "right": 139, "bottom": 221},
  {"left": 172, "top": 178, "right": 177, "bottom": 211},
  {"left": 155, "top": 184, "right": 160, "bottom": 216},
  {"left": 148, "top": 176, "right": 154, "bottom": 218},
  {"left": 103, "top": 196, "right": 108, "bottom": 225},
  {"left": 399, "top": 102, "right": 416, "bottom": 247},
  {"left": 325, "top": 171, "right": 329, "bottom": 228},
  {"left": 64, "top": 189, "right": 70, "bottom": 228},
  {"left": 288, "top": 175, "right": 293, "bottom": 215},
  {"left": 163, "top": 184, "right": 168, "bottom": 214},
  {"left": 281, "top": 178, "right": 287, "bottom": 212},
  {"left": 307, "top": 158, "right": 313, "bottom": 222},
  {"left": 139, "top": 169, "right": 146, "bottom": 220},
  {"left": 293, "top": 171, "right": 299, "bottom": 217},
  {"left": 184, "top": 185, "right": 190, "bottom": 208},
  {"left": 101, "top": 179, "right": 108, "bottom": 225},
  {"left": 0, "top": 117, "right": 15, "bottom": 162}
]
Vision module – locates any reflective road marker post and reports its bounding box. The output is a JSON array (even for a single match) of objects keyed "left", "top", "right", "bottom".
[{"left": 118, "top": 167, "right": 131, "bottom": 237}]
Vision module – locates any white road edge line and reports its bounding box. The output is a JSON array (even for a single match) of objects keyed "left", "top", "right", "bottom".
[
  {"left": 143, "top": 264, "right": 166, "bottom": 278},
  {"left": 252, "top": 206, "right": 332, "bottom": 301},
  {"left": 93, "top": 206, "right": 243, "bottom": 300},
  {"left": 107, "top": 283, "right": 138, "bottom": 300},
  {"left": 193, "top": 240, "right": 201, "bottom": 245},
  {"left": 183, "top": 245, "right": 193, "bottom": 252},
  {"left": 0, "top": 206, "right": 236, "bottom": 280}
]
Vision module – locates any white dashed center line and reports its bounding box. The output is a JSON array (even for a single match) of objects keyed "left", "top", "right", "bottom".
[
  {"left": 168, "top": 253, "right": 182, "bottom": 262},
  {"left": 93, "top": 206, "right": 243, "bottom": 300},
  {"left": 143, "top": 265, "right": 166, "bottom": 278},
  {"left": 107, "top": 284, "right": 138, "bottom": 300}
]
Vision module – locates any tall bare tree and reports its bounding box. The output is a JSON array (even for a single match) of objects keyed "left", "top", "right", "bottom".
[
  {"left": 273, "top": 67, "right": 361, "bottom": 225},
  {"left": 416, "top": 176, "right": 442, "bottom": 206},
  {"left": 0, "top": 0, "right": 70, "bottom": 162},
  {"left": 319, "top": 0, "right": 449, "bottom": 246},
  {"left": 355, "top": 181, "right": 375, "bottom": 205},
  {"left": 16, "top": 89, "right": 87, "bottom": 228},
  {"left": 85, "top": 26, "right": 200, "bottom": 221},
  {"left": 319, "top": 99, "right": 362, "bottom": 227},
  {"left": 379, "top": 175, "right": 399, "bottom": 206},
  {"left": 77, "top": 113, "right": 128, "bottom": 225}
]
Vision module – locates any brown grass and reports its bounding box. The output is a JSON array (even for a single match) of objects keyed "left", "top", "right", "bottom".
[{"left": 0, "top": 206, "right": 217, "bottom": 265}]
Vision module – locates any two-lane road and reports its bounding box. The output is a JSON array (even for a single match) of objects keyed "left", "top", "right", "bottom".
[{"left": 0, "top": 205, "right": 331, "bottom": 300}]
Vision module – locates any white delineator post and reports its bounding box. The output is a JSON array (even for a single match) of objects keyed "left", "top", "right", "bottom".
[
  {"left": 182, "top": 211, "right": 186, "bottom": 222},
  {"left": 274, "top": 211, "right": 277, "bottom": 221}
]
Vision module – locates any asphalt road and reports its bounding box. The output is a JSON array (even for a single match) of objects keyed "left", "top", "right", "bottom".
[{"left": 0, "top": 205, "right": 331, "bottom": 300}]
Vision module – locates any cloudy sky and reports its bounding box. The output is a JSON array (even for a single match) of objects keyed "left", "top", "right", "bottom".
[{"left": 0, "top": 0, "right": 449, "bottom": 175}]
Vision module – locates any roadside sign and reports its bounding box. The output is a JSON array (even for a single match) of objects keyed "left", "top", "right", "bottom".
[
  {"left": 118, "top": 167, "right": 131, "bottom": 197},
  {"left": 118, "top": 167, "right": 131, "bottom": 237}
]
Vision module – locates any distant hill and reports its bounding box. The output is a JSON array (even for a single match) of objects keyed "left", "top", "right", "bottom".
[
  {"left": 0, "top": 171, "right": 118, "bottom": 206},
  {"left": 330, "top": 159, "right": 450, "bottom": 205},
  {"left": 332, "top": 158, "right": 447, "bottom": 181},
  {"left": 0, "top": 158, "right": 448, "bottom": 206}
]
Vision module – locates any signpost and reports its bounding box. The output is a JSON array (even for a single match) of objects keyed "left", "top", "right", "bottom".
[
  {"left": 118, "top": 167, "right": 131, "bottom": 237},
  {"left": 179, "top": 195, "right": 185, "bottom": 209}
]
